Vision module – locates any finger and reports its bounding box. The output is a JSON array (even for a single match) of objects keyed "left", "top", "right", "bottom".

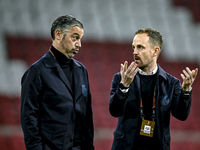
[
  {"left": 133, "top": 67, "right": 139, "bottom": 74},
  {"left": 130, "top": 67, "right": 139, "bottom": 78},
  {"left": 186, "top": 67, "right": 192, "bottom": 75},
  {"left": 183, "top": 69, "right": 190, "bottom": 80},
  {"left": 127, "top": 61, "right": 135, "bottom": 69},
  {"left": 131, "top": 64, "right": 138, "bottom": 74},
  {"left": 130, "top": 64, "right": 139, "bottom": 74},
  {"left": 127, "top": 62, "right": 137, "bottom": 74},
  {"left": 180, "top": 73, "right": 186, "bottom": 81},
  {"left": 181, "top": 73, "right": 190, "bottom": 83},
  {"left": 192, "top": 68, "right": 198, "bottom": 79},
  {"left": 124, "top": 61, "right": 128, "bottom": 72},
  {"left": 120, "top": 63, "right": 124, "bottom": 73},
  {"left": 186, "top": 67, "right": 193, "bottom": 79}
]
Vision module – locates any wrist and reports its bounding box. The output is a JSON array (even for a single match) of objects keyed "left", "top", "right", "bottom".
[
  {"left": 119, "top": 83, "right": 129, "bottom": 93},
  {"left": 183, "top": 87, "right": 192, "bottom": 95},
  {"left": 120, "top": 82, "right": 129, "bottom": 88},
  {"left": 183, "top": 87, "right": 192, "bottom": 92}
]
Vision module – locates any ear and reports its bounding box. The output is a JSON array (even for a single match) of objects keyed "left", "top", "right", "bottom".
[
  {"left": 154, "top": 46, "right": 160, "bottom": 57},
  {"left": 54, "top": 29, "right": 63, "bottom": 41}
]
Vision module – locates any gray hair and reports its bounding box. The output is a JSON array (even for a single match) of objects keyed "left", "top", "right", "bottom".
[{"left": 51, "top": 15, "right": 83, "bottom": 40}]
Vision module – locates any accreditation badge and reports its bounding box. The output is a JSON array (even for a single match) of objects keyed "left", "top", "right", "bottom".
[{"left": 140, "top": 120, "right": 155, "bottom": 137}]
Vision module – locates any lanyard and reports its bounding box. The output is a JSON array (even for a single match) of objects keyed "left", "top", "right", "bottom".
[
  {"left": 49, "top": 49, "right": 56, "bottom": 60},
  {"left": 140, "top": 87, "right": 156, "bottom": 121}
]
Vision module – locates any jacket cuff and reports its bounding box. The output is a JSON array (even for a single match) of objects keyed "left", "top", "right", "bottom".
[
  {"left": 119, "top": 83, "right": 129, "bottom": 93},
  {"left": 182, "top": 87, "right": 192, "bottom": 96}
]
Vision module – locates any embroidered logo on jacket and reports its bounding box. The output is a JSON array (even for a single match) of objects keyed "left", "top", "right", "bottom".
[
  {"left": 81, "top": 84, "right": 87, "bottom": 97},
  {"left": 160, "top": 95, "right": 169, "bottom": 106}
]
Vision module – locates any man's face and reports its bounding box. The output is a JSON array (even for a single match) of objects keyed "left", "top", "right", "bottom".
[
  {"left": 60, "top": 26, "right": 84, "bottom": 59},
  {"left": 132, "top": 33, "right": 155, "bottom": 70}
]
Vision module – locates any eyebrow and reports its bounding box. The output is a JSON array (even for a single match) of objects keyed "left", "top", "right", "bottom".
[
  {"left": 132, "top": 44, "right": 145, "bottom": 48},
  {"left": 72, "top": 33, "right": 80, "bottom": 36},
  {"left": 138, "top": 44, "right": 144, "bottom": 47}
]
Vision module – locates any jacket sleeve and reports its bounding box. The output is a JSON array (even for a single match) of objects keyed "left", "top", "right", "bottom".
[
  {"left": 109, "top": 73, "right": 129, "bottom": 117},
  {"left": 171, "top": 80, "right": 192, "bottom": 121},
  {"left": 20, "top": 65, "right": 43, "bottom": 150},
  {"left": 86, "top": 71, "right": 94, "bottom": 149}
]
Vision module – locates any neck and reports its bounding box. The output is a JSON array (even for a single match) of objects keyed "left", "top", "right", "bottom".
[
  {"left": 52, "top": 41, "right": 70, "bottom": 59},
  {"left": 52, "top": 41, "right": 61, "bottom": 52},
  {"left": 141, "top": 63, "right": 157, "bottom": 75}
]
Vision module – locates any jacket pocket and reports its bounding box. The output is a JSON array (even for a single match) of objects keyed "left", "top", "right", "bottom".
[
  {"left": 41, "top": 122, "right": 67, "bottom": 150},
  {"left": 112, "top": 130, "right": 125, "bottom": 149}
]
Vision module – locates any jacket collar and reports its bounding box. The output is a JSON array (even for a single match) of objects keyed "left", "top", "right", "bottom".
[
  {"left": 136, "top": 64, "right": 167, "bottom": 81},
  {"left": 42, "top": 51, "right": 82, "bottom": 96},
  {"left": 43, "top": 51, "right": 82, "bottom": 68},
  {"left": 156, "top": 64, "right": 167, "bottom": 81},
  {"left": 133, "top": 64, "right": 167, "bottom": 92}
]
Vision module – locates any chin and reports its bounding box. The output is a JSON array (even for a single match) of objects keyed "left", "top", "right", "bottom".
[
  {"left": 136, "top": 63, "right": 142, "bottom": 68},
  {"left": 138, "top": 65, "right": 144, "bottom": 70},
  {"left": 69, "top": 54, "right": 75, "bottom": 59}
]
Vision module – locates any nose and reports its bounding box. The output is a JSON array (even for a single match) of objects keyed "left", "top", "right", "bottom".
[
  {"left": 133, "top": 48, "right": 139, "bottom": 55},
  {"left": 76, "top": 40, "right": 82, "bottom": 47}
]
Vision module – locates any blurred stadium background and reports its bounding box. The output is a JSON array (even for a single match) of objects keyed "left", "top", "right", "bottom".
[{"left": 0, "top": 0, "right": 200, "bottom": 149}]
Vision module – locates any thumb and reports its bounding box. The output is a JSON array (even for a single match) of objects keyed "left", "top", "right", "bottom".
[{"left": 192, "top": 68, "right": 198, "bottom": 79}]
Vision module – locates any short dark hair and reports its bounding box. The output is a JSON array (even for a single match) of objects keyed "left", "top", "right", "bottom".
[
  {"left": 51, "top": 15, "right": 83, "bottom": 40},
  {"left": 135, "top": 28, "right": 163, "bottom": 50}
]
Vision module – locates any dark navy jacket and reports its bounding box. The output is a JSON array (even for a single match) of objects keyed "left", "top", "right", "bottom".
[
  {"left": 109, "top": 65, "right": 192, "bottom": 150},
  {"left": 21, "top": 51, "right": 94, "bottom": 150}
]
